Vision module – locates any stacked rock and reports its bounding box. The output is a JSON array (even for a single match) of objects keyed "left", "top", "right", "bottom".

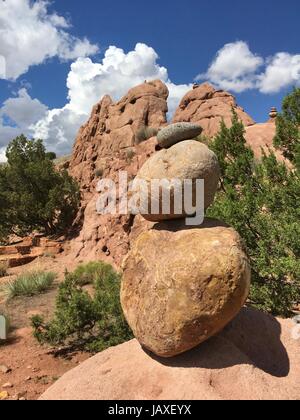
[
  {"left": 121, "top": 123, "right": 251, "bottom": 358},
  {"left": 131, "top": 123, "right": 220, "bottom": 221},
  {"left": 157, "top": 122, "right": 203, "bottom": 148}
]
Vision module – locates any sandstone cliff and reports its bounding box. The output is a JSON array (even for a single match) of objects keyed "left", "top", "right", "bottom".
[
  {"left": 245, "top": 119, "right": 288, "bottom": 163},
  {"left": 67, "top": 80, "right": 168, "bottom": 265},
  {"left": 173, "top": 83, "right": 255, "bottom": 137}
]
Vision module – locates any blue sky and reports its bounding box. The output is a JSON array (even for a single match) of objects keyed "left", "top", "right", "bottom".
[{"left": 0, "top": 0, "right": 300, "bottom": 159}]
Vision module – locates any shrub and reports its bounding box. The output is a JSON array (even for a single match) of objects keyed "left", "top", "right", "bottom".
[
  {"left": 0, "top": 261, "right": 8, "bottom": 278},
  {"left": 208, "top": 110, "right": 300, "bottom": 317},
  {"left": 135, "top": 126, "right": 159, "bottom": 144},
  {"left": 32, "top": 262, "right": 133, "bottom": 353},
  {"left": 3, "top": 271, "right": 56, "bottom": 299},
  {"left": 72, "top": 261, "right": 116, "bottom": 286},
  {"left": 0, "top": 135, "right": 80, "bottom": 240},
  {"left": 45, "top": 152, "right": 57, "bottom": 161},
  {"left": 125, "top": 148, "right": 135, "bottom": 162}
]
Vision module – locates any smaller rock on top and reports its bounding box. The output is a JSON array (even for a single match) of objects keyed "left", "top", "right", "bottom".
[{"left": 157, "top": 122, "right": 203, "bottom": 149}]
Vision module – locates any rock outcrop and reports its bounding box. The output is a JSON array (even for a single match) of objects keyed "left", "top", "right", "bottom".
[
  {"left": 40, "top": 308, "right": 300, "bottom": 400},
  {"left": 0, "top": 237, "right": 62, "bottom": 268},
  {"left": 245, "top": 119, "right": 287, "bottom": 162},
  {"left": 173, "top": 83, "right": 255, "bottom": 137},
  {"left": 121, "top": 219, "right": 251, "bottom": 357},
  {"left": 66, "top": 81, "right": 281, "bottom": 266},
  {"left": 67, "top": 80, "right": 169, "bottom": 265},
  {"left": 70, "top": 79, "right": 168, "bottom": 189}
]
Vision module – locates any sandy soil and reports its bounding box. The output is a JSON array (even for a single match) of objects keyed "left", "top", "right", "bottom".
[{"left": 0, "top": 255, "right": 90, "bottom": 400}]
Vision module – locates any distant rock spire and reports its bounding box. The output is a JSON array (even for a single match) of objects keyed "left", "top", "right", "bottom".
[{"left": 269, "top": 106, "right": 278, "bottom": 121}]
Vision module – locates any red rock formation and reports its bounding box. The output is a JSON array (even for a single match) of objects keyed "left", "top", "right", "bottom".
[
  {"left": 245, "top": 120, "right": 277, "bottom": 158},
  {"left": 67, "top": 80, "right": 168, "bottom": 265},
  {"left": 70, "top": 80, "right": 168, "bottom": 189},
  {"left": 67, "top": 81, "right": 285, "bottom": 267},
  {"left": 0, "top": 238, "right": 62, "bottom": 268},
  {"left": 173, "top": 83, "right": 255, "bottom": 137},
  {"left": 245, "top": 117, "right": 288, "bottom": 164}
]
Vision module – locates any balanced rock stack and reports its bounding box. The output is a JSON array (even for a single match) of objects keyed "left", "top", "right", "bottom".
[
  {"left": 121, "top": 123, "right": 251, "bottom": 358},
  {"left": 132, "top": 123, "right": 220, "bottom": 222}
]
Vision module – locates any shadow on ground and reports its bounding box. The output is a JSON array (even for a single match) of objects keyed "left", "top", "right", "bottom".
[{"left": 146, "top": 307, "right": 290, "bottom": 378}]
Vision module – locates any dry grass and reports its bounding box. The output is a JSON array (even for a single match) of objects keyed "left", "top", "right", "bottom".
[
  {"left": 2, "top": 270, "right": 56, "bottom": 299},
  {"left": 135, "top": 126, "right": 159, "bottom": 144}
]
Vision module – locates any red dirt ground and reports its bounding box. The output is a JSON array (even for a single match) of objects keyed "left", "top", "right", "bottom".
[{"left": 0, "top": 256, "right": 90, "bottom": 400}]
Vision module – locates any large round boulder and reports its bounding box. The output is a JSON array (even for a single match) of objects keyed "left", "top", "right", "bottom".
[
  {"left": 121, "top": 219, "right": 251, "bottom": 358},
  {"left": 131, "top": 140, "right": 220, "bottom": 222},
  {"left": 157, "top": 122, "right": 203, "bottom": 148}
]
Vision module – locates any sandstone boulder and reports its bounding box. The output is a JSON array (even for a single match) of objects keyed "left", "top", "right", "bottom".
[
  {"left": 173, "top": 83, "right": 254, "bottom": 138},
  {"left": 121, "top": 219, "right": 251, "bottom": 357},
  {"left": 157, "top": 122, "right": 203, "bottom": 148},
  {"left": 132, "top": 141, "right": 220, "bottom": 222},
  {"left": 40, "top": 308, "right": 300, "bottom": 400}
]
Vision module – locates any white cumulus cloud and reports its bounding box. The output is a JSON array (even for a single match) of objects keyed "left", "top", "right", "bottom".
[
  {"left": 31, "top": 43, "right": 192, "bottom": 155},
  {"left": 0, "top": 88, "right": 48, "bottom": 129},
  {"left": 0, "top": 88, "right": 48, "bottom": 161},
  {"left": 0, "top": 0, "right": 99, "bottom": 80},
  {"left": 0, "top": 43, "right": 191, "bottom": 159},
  {"left": 198, "top": 41, "right": 300, "bottom": 94},
  {"left": 258, "top": 53, "right": 300, "bottom": 93},
  {"left": 196, "top": 41, "right": 264, "bottom": 92},
  {"left": 65, "top": 44, "right": 169, "bottom": 116}
]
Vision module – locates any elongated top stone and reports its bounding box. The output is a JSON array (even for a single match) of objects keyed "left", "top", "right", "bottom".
[{"left": 157, "top": 122, "right": 203, "bottom": 148}]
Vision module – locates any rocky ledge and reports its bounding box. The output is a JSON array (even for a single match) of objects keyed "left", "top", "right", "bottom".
[{"left": 40, "top": 308, "right": 300, "bottom": 400}]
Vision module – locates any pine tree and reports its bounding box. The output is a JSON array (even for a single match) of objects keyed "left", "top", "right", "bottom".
[
  {"left": 0, "top": 135, "right": 80, "bottom": 242},
  {"left": 274, "top": 88, "right": 300, "bottom": 170},
  {"left": 208, "top": 110, "right": 300, "bottom": 317}
]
